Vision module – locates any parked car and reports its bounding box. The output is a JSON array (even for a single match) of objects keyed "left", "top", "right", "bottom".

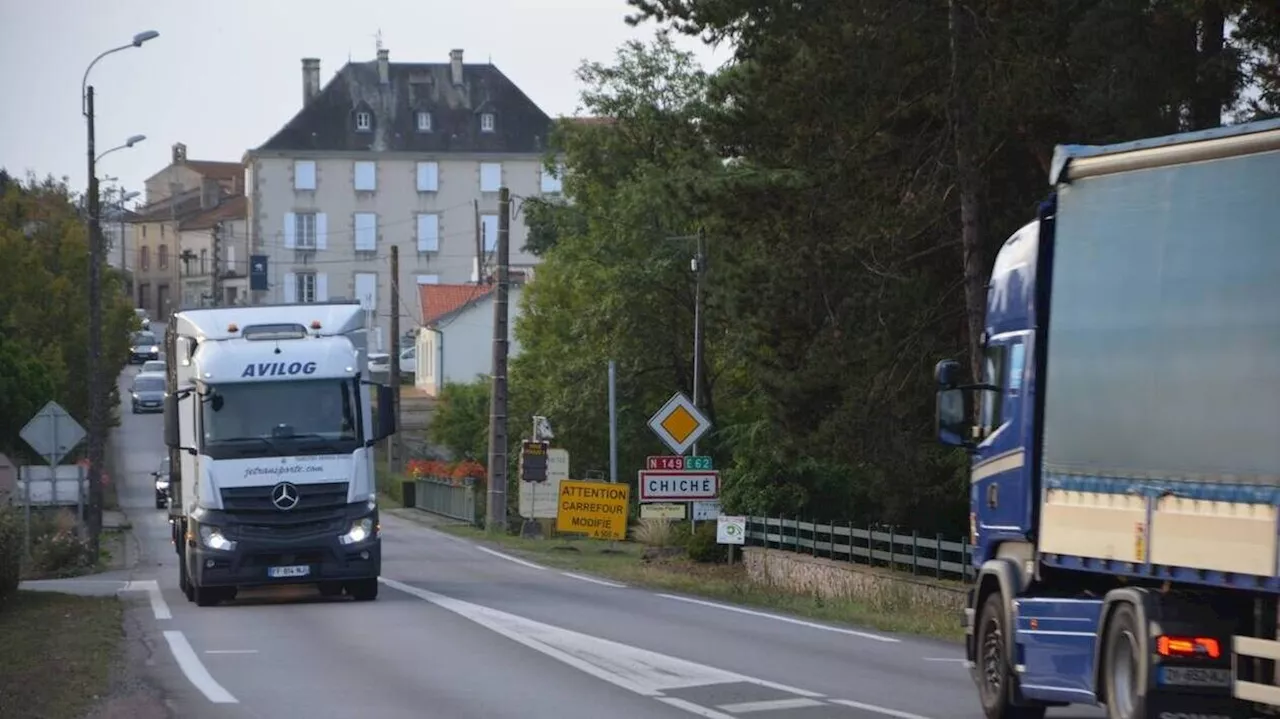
[
  {"left": 140, "top": 360, "right": 166, "bottom": 374},
  {"left": 150, "top": 459, "right": 169, "bottom": 509},
  {"left": 130, "top": 372, "right": 166, "bottom": 414},
  {"left": 368, "top": 346, "right": 416, "bottom": 375},
  {"left": 129, "top": 331, "right": 160, "bottom": 364}
]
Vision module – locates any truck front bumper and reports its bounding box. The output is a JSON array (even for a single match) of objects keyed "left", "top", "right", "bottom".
[{"left": 187, "top": 510, "right": 381, "bottom": 589}]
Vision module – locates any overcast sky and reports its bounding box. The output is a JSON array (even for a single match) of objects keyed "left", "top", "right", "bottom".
[{"left": 0, "top": 0, "right": 728, "bottom": 202}]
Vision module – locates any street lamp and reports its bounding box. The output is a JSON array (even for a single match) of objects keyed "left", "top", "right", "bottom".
[
  {"left": 96, "top": 134, "right": 147, "bottom": 164},
  {"left": 82, "top": 29, "right": 159, "bottom": 552}
]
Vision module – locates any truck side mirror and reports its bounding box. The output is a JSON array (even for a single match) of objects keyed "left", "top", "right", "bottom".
[
  {"left": 164, "top": 394, "right": 180, "bottom": 449},
  {"left": 374, "top": 384, "right": 397, "bottom": 441},
  {"left": 934, "top": 358, "right": 963, "bottom": 389},
  {"left": 937, "top": 387, "right": 976, "bottom": 449}
]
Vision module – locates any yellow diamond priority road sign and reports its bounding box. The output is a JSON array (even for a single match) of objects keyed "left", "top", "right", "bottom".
[{"left": 647, "top": 391, "right": 712, "bottom": 455}]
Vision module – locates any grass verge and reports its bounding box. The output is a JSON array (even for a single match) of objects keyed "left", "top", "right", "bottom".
[
  {"left": 434, "top": 524, "right": 964, "bottom": 642},
  {"left": 0, "top": 591, "right": 122, "bottom": 719}
]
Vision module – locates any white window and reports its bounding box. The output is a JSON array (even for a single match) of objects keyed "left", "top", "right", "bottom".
[
  {"left": 225, "top": 243, "right": 236, "bottom": 271},
  {"left": 294, "top": 160, "right": 316, "bottom": 190},
  {"left": 480, "top": 163, "right": 501, "bottom": 193},
  {"left": 416, "top": 213, "right": 440, "bottom": 252},
  {"left": 480, "top": 113, "right": 495, "bottom": 132},
  {"left": 295, "top": 272, "right": 317, "bottom": 303},
  {"left": 355, "top": 111, "right": 371, "bottom": 131},
  {"left": 470, "top": 257, "right": 481, "bottom": 283},
  {"left": 416, "top": 162, "right": 439, "bottom": 192},
  {"left": 481, "top": 213, "right": 498, "bottom": 252},
  {"left": 540, "top": 163, "right": 564, "bottom": 194},
  {"left": 416, "top": 111, "right": 432, "bottom": 132},
  {"left": 354, "top": 212, "right": 378, "bottom": 251},
  {"left": 355, "top": 272, "right": 378, "bottom": 310},
  {"left": 416, "top": 274, "right": 439, "bottom": 285},
  {"left": 354, "top": 161, "right": 377, "bottom": 192},
  {"left": 286, "top": 212, "right": 322, "bottom": 250}
]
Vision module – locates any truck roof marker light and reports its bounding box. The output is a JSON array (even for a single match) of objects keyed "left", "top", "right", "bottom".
[
  {"left": 310, "top": 320, "right": 322, "bottom": 330},
  {"left": 1157, "top": 635, "right": 1221, "bottom": 659},
  {"left": 227, "top": 323, "right": 239, "bottom": 333}
]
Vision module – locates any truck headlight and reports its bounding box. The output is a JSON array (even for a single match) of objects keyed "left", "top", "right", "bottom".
[
  {"left": 131, "top": 392, "right": 139, "bottom": 399},
  {"left": 199, "top": 525, "right": 236, "bottom": 551},
  {"left": 339, "top": 517, "right": 375, "bottom": 545}
]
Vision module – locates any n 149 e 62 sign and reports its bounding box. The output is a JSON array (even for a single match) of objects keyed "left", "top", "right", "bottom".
[{"left": 638, "top": 470, "right": 720, "bottom": 502}]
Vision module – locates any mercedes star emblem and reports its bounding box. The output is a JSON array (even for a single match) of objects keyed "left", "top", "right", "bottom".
[{"left": 271, "top": 482, "right": 300, "bottom": 511}]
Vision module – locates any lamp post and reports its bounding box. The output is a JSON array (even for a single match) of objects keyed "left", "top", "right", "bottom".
[
  {"left": 96, "top": 134, "right": 146, "bottom": 164},
  {"left": 83, "top": 29, "right": 159, "bottom": 551}
]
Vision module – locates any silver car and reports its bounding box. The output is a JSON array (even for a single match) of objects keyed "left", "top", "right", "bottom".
[
  {"left": 130, "top": 331, "right": 160, "bottom": 364},
  {"left": 130, "top": 372, "right": 166, "bottom": 414}
]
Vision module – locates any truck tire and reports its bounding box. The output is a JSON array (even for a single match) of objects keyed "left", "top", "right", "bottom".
[
  {"left": 976, "top": 592, "right": 1046, "bottom": 719},
  {"left": 1101, "top": 603, "right": 1147, "bottom": 719},
  {"left": 347, "top": 578, "right": 378, "bottom": 602},
  {"left": 193, "top": 582, "right": 220, "bottom": 607}
]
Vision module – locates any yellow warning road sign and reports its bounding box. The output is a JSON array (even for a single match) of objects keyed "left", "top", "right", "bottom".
[{"left": 555, "top": 480, "right": 630, "bottom": 540}]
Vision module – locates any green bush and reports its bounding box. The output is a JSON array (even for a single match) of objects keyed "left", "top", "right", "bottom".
[
  {"left": 27, "top": 509, "right": 94, "bottom": 579},
  {"left": 0, "top": 506, "right": 21, "bottom": 598},
  {"left": 684, "top": 520, "right": 728, "bottom": 563}
]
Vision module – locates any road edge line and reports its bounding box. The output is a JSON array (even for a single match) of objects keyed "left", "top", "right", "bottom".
[
  {"left": 474, "top": 545, "right": 547, "bottom": 570},
  {"left": 162, "top": 630, "right": 238, "bottom": 704},
  {"left": 656, "top": 593, "right": 900, "bottom": 643}
]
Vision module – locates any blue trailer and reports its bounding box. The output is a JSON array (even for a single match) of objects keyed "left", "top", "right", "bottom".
[{"left": 934, "top": 118, "right": 1280, "bottom": 719}]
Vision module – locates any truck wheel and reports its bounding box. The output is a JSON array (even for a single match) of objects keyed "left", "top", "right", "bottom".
[
  {"left": 976, "top": 592, "right": 1046, "bottom": 719},
  {"left": 1102, "top": 603, "right": 1147, "bottom": 719},
  {"left": 193, "top": 583, "right": 220, "bottom": 607},
  {"left": 347, "top": 578, "right": 378, "bottom": 602},
  {"left": 179, "top": 560, "right": 191, "bottom": 599}
]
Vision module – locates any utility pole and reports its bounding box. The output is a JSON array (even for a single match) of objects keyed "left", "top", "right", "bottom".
[
  {"left": 84, "top": 84, "right": 105, "bottom": 554},
  {"left": 211, "top": 222, "right": 222, "bottom": 307},
  {"left": 388, "top": 245, "right": 402, "bottom": 474},
  {"left": 485, "top": 187, "right": 511, "bottom": 533},
  {"left": 691, "top": 227, "right": 707, "bottom": 456},
  {"left": 473, "top": 199, "right": 483, "bottom": 284}
]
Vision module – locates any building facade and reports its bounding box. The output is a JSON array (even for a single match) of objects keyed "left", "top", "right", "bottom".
[
  {"left": 413, "top": 281, "right": 526, "bottom": 396},
  {"left": 178, "top": 196, "right": 249, "bottom": 307},
  {"left": 244, "top": 48, "right": 562, "bottom": 352},
  {"left": 129, "top": 144, "right": 243, "bottom": 315}
]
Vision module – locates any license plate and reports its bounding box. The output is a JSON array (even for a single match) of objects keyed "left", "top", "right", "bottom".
[
  {"left": 267, "top": 565, "right": 310, "bottom": 578},
  {"left": 1158, "top": 665, "right": 1231, "bottom": 687}
]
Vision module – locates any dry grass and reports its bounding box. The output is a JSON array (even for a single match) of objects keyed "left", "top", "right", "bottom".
[
  {"left": 436, "top": 524, "right": 964, "bottom": 641},
  {"left": 0, "top": 591, "right": 122, "bottom": 719}
]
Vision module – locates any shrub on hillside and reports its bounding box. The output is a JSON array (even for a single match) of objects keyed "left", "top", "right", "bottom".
[
  {"left": 28, "top": 509, "right": 94, "bottom": 578},
  {"left": 685, "top": 520, "right": 728, "bottom": 564},
  {"left": 0, "top": 506, "right": 21, "bottom": 598}
]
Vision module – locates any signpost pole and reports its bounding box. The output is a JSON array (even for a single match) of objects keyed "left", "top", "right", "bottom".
[{"left": 608, "top": 360, "right": 617, "bottom": 485}]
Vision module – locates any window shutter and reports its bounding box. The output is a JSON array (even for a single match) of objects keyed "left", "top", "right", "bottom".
[
  {"left": 480, "top": 163, "right": 501, "bottom": 192},
  {"left": 416, "top": 274, "right": 440, "bottom": 285},
  {"left": 316, "top": 273, "right": 329, "bottom": 302},
  {"left": 355, "top": 272, "right": 378, "bottom": 310},
  {"left": 482, "top": 214, "right": 498, "bottom": 251},
  {"left": 226, "top": 243, "right": 236, "bottom": 271},
  {"left": 355, "top": 161, "right": 377, "bottom": 191},
  {"left": 315, "top": 213, "right": 328, "bottom": 251},
  {"left": 283, "top": 272, "right": 297, "bottom": 303},
  {"left": 284, "top": 213, "right": 297, "bottom": 249},
  {"left": 295, "top": 161, "right": 316, "bottom": 190},
  {"left": 417, "top": 162, "right": 438, "bottom": 192},
  {"left": 355, "top": 213, "right": 377, "bottom": 251},
  {"left": 417, "top": 214, "right": 439, "bottom": 252}
]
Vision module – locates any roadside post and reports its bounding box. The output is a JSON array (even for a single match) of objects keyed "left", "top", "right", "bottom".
[{"left": 641, "top": 391, "right": 717, "bottom": 534}]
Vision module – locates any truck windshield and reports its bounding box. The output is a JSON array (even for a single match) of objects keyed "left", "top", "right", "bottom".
[{"left": 200, "top": 379, "right": 362, "bottom": 459}]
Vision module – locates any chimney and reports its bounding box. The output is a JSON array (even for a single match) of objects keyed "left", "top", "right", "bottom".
[
  {"left": 377, "top": 48, "right": 390, "bottom": 84},
  {"left": 302, "top": 58, "right": 321, "bottom": 105},
  {"left": 449, "top": 49, "right": 464, "bottom": 86},
  {"left": 172, "top": 143, "right": 187, "bottom": 164}
]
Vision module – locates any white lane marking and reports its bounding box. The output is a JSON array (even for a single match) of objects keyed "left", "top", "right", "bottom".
[
  {"left": 657, "top": 697, "right": 739, "bottom": 718},
  {"left": 205, "top": 649, "right": 259, "bottom": 655},
  {"left": 379, "top": 577, "right": 821, "bottom": 699},
  {"left": 657, "top": 594, "right": 899, "bottom": 643},
  {"left": 475, "top": 545, "right": 546, "bottom": 570},
  {"left": 829, "top": 699, "right": 934, "bottom": 719},
  {"left": 922, "top": 657, "right": 966, "bottom": 663},
  {"left": 718, "top": 698, "right": 826, "bottom": 713},
  {"left": 561, "top": 571, "right": 626, "bottom": 588},
  {"left": 162, "top": 631, "right": 238, "bottom": 704},
  {"left": 123, "top": 579, "right": 170, "bottom": 620}
]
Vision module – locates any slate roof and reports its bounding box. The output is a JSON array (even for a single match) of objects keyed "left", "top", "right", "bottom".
[
  {"left": 255, "top": 53, "right": 553, "bottom": 155},
  {"left": 180, "top": 195, "right": 247, "bottom": 231}
]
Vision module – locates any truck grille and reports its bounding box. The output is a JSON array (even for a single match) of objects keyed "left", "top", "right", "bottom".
[{"left": 220, "top": 482, "right": 350, "bottom": 538}]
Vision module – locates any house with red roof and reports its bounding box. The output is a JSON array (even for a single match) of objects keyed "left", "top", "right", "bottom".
[{"left": 413, "top": 275, "right": 527, "bottom": 395}]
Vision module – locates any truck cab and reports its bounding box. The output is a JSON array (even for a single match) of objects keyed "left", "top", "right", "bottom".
[{"left": 165, "top": 304, "right": 396, "bottom": 606}]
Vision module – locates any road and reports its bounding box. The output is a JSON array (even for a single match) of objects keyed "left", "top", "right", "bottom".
[{"left": 95, "top": 325, "right": 1104, "bottom": 719}]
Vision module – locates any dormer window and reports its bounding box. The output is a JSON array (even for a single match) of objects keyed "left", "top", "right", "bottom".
[
  {"left": 355, "top": 111, "right": 372, "bottom": 131},
  {"left": 416, "top": 111, "right": 432, "bottom": 132},
  {"left": 480, "top": 113, "right": 495, "bottom": 133}
]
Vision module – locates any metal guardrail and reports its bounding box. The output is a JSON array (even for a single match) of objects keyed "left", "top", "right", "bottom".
[
  {"left": 414, "top": 478, "right": 477, "bottom": 524},
  {"left": 744, "top": 516, "right": 975, "bottom": 581}
]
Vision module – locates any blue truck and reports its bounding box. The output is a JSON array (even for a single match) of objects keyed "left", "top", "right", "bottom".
[{"left": 934, "top": 118, "right": 1280, "bottom": 719}]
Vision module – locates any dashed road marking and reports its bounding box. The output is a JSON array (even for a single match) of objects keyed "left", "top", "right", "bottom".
[
  {"left": 475, "top": 545, "right": 546, "bottom": 570},
  {"left": 718, "top": 698, "right": 826, "bottom": 713},
  {"left": 205, "top": 649, "right": 259, "bottom": 655},
  {"left": 561, "top": 571, "right": 626, "bottom": 588},
  {"left": 921, "top": 657, "right": 966, "bottom": 664},
  {"left": 122, "top": 579, "right": 170, "bottom": 620},
  {"left": 830, "top": 699, "right": 934, "bottom": 718},
  {"left": 162, "top": 631, "right": 237, "bottom": 704},
  {"left": 657, "top": 593, "right": 899, "bottom": 643}
]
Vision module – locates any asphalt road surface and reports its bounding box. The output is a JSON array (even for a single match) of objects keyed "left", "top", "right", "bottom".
[{"left": 96, "top": 326, "right": 1105, "bottom": 719}]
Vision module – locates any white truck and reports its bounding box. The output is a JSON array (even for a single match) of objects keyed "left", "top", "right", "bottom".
[{"left": 163, "top": 303, "right": 396, "bottom": 607}]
